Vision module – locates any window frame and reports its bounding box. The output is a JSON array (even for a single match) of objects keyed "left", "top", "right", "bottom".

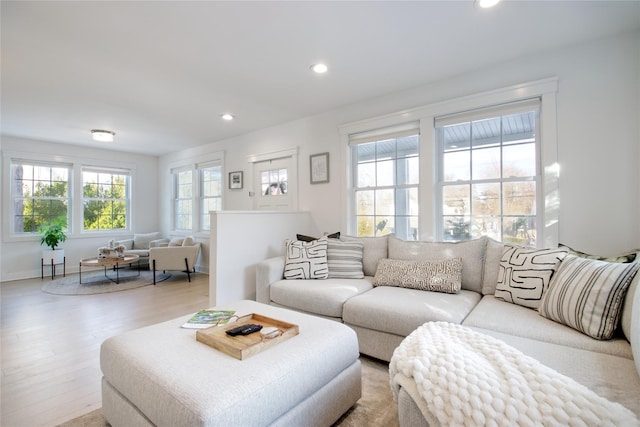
[
  {"left": 81, "top": 166, "right": 131, "bottom": 232},
  {"left": 349, "top": 126, "right": 420, "bottom": 240},
  {"left": 435, "top": 100, "right": 541, "bottom": 245},
  {"left": 10, "top": 159, "right": 72, "bottom": 235},
  {"left": 340, "top": 78, "right": 559, "bottom": 247},
  {"left": 199, "top": 162, "right": 223, "bottom": 232}
]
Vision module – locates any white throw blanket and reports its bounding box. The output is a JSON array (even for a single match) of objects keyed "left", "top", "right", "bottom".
[{"left": 390, "top": 322, "right": 639, "bottom": 427}]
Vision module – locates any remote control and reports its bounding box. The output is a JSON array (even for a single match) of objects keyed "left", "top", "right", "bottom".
[{"left": 225, "top": 323, "right": 263, "bottom": 336}]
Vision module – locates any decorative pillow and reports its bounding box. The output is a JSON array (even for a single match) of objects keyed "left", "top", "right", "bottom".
[
  {"left": 373, "top": 258, "right": 463, "bottom": 294},
  {"left": 296, "top": 232, "right": 340, "bottom": 242},
  {"left": 182, "top": 236, "right": 195, "bottom": 246},
  {"left": 495, "top": 246, "right": 567, "bottom": 309},
  {"left": 388, "top": 235, "right": 487, "bottom": 293},
  {"left": 283, "top": 238, "right": 328, "bottom": 279},
  {"left": 168, "top": 237, "right": 184, "bottom": 247},
  {"left": 372, "top": 259, "right": 411, "bottom": 287},
  {"left": 341, "top": 235, "right": 389, "bottom": 277},
  {"left": 402, "top": 258, "right": 463, "bottom": 293},
  {"left": 327, "top": 239, "right": 364, "bottom": 279},
  {"left": 559, "top": 243, "right": 638, "bottom": 263},
  {"left": 133, "top": 232, "right": 161, "bottom": 249},
  {"left": 539, "top": 255, "right": 640, "bottom": 340}
]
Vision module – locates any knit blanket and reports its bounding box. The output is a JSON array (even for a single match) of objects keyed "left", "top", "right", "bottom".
[{"left": 389, "top": 322, "right": 639, "bottom": 427}]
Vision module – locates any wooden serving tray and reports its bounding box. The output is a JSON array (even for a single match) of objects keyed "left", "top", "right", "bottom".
[{"left": 196, "top": 313, "right": 299, "bottom": 360}]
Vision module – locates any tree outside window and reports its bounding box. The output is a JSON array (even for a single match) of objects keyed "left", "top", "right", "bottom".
[
  {"left": 12, "top": 162, "right": 70, "bottom": 233},
  {"left": 82, "top": 170, "right": 129, "bottom": 231}
]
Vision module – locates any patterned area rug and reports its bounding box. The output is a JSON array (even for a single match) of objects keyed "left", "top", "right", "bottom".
[
  {"left": 42, "top": 270, "right": 171, "bottom": 295},
  {"left": 56, "top": 356, "right": 399, "bottom": 427}
]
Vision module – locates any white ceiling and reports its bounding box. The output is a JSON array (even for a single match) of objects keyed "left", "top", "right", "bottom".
[{"left": 2, "top": 1, "right": 639, "bottom": 156}]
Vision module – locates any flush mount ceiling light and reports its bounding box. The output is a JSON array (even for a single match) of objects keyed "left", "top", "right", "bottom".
[
  {"left": 221, "top": 114, "right": 235, "bottom": 121},
  {"left": 91, "top": 129, "right": 115, "bottom": 142},
  {"left": 310, "top": 63, "right": 328, "bottom": 74},
  {"left": 475, "top": 0, "right": 500, "bottom": 8}
]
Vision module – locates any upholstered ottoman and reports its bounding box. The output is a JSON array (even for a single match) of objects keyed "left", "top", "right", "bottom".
[{"left": 100, "top": 300, "right": 361, "bottom": 427}]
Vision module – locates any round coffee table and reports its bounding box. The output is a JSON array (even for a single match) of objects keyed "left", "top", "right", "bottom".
[{"left": 79, "top": 254, "right": 140, "bottom": 284}]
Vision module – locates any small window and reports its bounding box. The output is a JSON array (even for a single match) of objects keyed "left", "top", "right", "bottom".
[
  {"left": 11, "top": 161, "right": 71, "bottom": 233},
  {"left": 261, "top": 168, "right": 288, "bottom": 196},
  {"left": 82, "top": 168, "right": 130, "bottom": 231}
]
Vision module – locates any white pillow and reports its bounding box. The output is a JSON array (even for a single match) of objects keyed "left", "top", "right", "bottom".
[
  {"left": 327, "top": 239, "right": 364, "bottom": 279},
  {"left": 539, "top": 255, "right": 640, "bottom": 340},
  {"left": 495, "top": 245, "right": 567, "bottom": 309},
  {"left": 283, "top": 238, "right": 328, "bottom": 280}
]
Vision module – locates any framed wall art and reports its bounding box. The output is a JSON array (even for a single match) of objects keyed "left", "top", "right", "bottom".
[
  {"left": 310, "top": 152, "right": 329, "bottom": 184},
  {"left": 229, "top": 171, "right": 243, "bottom": 189}
]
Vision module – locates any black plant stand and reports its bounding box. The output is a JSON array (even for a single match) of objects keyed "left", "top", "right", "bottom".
[{"left": 42, "top": 257, "right": 66, "bottom": 280}]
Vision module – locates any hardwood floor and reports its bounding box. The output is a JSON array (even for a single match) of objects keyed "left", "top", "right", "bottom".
[{"left": 1, "top": 272, "right": 210, "bottom": 427}]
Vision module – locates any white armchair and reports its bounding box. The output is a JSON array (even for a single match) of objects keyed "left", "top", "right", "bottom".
[{"left": 149, "top": 239, "right": 201, "bottom": 285}]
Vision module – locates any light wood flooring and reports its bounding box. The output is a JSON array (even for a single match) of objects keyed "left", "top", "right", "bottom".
[{"left": 1, "top": 272, "right": 210, "bottom": 427}]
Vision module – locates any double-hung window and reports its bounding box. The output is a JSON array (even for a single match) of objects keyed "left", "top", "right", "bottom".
[
  {"left": 11, "top": 160, "right": 71, "bottom": 233},
  {"left": 350, "top": 123, "right": 420, "bottom": 240},
  {"left": 82, "top": 168, "right": 130, "bottom": 231},
  {"left": 174, "top": 168, "right": 193, "bottom": 231},
  {"left": 436, "top": 99, "right": 540, "bottom": 246},
  {"left": 199, "top": 163, "right": 222, "bottom": 231}
]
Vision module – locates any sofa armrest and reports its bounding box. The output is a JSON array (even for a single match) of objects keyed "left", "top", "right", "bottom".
[
  {"left": 256, "top": 256, "right": 285, "bottom": 304},
  {"left": 150, "top": 238, "right": 170, "bottom": 248}
]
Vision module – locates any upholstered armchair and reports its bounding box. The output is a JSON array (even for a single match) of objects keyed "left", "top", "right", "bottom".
[{"left": 148, "top": 237, "right": 201, "bottom": 285}]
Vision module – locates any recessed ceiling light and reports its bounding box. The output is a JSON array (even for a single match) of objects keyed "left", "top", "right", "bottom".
[
  {"left": 91, "top": 129, "right": 115, "bottom": 142},
  {"left": 475, "top": 0, "right": 500, "bottom": 8},
  {"left": 310, "top": 63, "right": 328, "bottom": 74},
  {"left": 221, "top": 114, "right": 235, "bottom": 121}
]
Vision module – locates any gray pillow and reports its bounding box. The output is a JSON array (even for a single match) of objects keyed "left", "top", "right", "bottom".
[
  {"left": 327, "top": 239, "right": 364, "bottom": 279},
  {"left": 388, "top": 236, "right": 487, "bottom": 293}
]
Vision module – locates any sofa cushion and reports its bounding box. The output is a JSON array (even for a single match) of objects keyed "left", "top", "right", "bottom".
[
  {"left": 270, "top": 277, "right": 373, "bottom": 318},
  {"left": 283, "top": 238, "right": 328, "bottom": 280},
  {"left": 341, "top": 235, "right": 389, "bottom": 277},
  {"left": 463, "top": 295, "right": 633, "bottom": 359},
  {"left": 539, "top": 255, "right": 640, "bottom": 340},
  {"left": 468, "top": 327, "right": 640, "bottom": 417},
  {"left": 343, "top": 286, "right": 481, "bottom": 337},
  {"left": 494, "top": 245, "right": 567, "bottom": 309},
  {"left": 482, "top": 237, "right": 504, "bottom": 295},
  {"left": 327, "top": 238, "right": 364, "bottom": 279},
  {"left": 133, "top": 232, "right": 162, "bottom": 249},
  {"left": 622, "top": 270, "right": 640, "bottom": 342},
  {"left": 388, "top": 235, "right": 487, "bottom": 293},
  {"left": 372, "top": 258, "right": 462, "bottom": 294}
]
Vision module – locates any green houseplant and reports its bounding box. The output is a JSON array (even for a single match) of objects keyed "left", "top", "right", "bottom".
[{"left": 39, "top": 222, "right": 67, "bottom": 264}]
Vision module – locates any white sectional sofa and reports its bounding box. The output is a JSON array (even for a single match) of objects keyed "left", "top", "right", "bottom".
[{"left": 256, "top": 235, "right": 640, "bottom": 423}]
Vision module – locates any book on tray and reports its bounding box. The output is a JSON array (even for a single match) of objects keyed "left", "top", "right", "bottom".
[{"left": 181, "top": 310, "right": 236, "bottom": 329}]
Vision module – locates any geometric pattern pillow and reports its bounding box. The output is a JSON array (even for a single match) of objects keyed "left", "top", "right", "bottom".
[
  {"left": 539, "top": 255, "right": 640, "bottom": 340},
  {"left": 327, "top": 238, "right": 364, "bottom": 279},
  {"left": 401, "top": 258, "right": 463, "bottom": 294},
  {"left": 495, "top": 246, "right": 568, "bottom": 309},
  {"left": 373, "top": 258, "right": 463, "bottom": 294},
  {"left": 283, "top": 238, "right": 328, "bottom": 279}
]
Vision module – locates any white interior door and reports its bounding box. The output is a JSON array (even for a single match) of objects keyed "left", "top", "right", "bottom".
[{"left": 252, "top": 156, "right": 297, "bottom": 211}]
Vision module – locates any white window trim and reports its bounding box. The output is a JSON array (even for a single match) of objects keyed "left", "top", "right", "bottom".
[
  {"left": 339, "top": 77, "right": 559, "bottom": 246},
  {"left": 3, "top": 150, "right": 137, "bottom": 242},
  {"left": 168, "top": 151, "right": 224, "bottom": 235},
  {"left": 81, "top": 166, "right": 132, "bottom": 233}
]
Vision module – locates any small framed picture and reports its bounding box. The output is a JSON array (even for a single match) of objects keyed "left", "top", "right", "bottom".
[
  {"left": 229, "top": 171, "right": 243, "bottom": 189},
  {"left": 310, "top": 152, "right": 330, "bottom": 184}
]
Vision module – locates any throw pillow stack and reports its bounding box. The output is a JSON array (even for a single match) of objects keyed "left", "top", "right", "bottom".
[
  {"left": 496, "top": 244, "right": 640, "bottom": 340},
  {"left": 283, "top": 233, "right": 365, "bottom": 280}
]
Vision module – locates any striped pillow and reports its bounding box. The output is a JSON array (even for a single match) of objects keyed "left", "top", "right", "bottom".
[
  {"left": 283, "top": 238, "right": 328, "bottom": 280},
  {"left": 327, "top": 239, "right": 364, "bottom": 279},
  {"left": 539, "top": 254, "right": 640, "bottom": 340}
]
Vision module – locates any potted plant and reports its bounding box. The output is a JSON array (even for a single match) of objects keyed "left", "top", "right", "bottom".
[{"left": 39, "top": 222, "right": 67, "bottom": 264}]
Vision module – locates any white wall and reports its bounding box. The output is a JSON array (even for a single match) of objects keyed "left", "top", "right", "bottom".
[
  {"left": 0, "top": 136, "right": 159, "bottom": 281},
  {"left": 209, "top": 211, "right": 316, "bottom": 306},
  {"left": 159, "top": 31, "right": 640, "bottom": 257}
]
